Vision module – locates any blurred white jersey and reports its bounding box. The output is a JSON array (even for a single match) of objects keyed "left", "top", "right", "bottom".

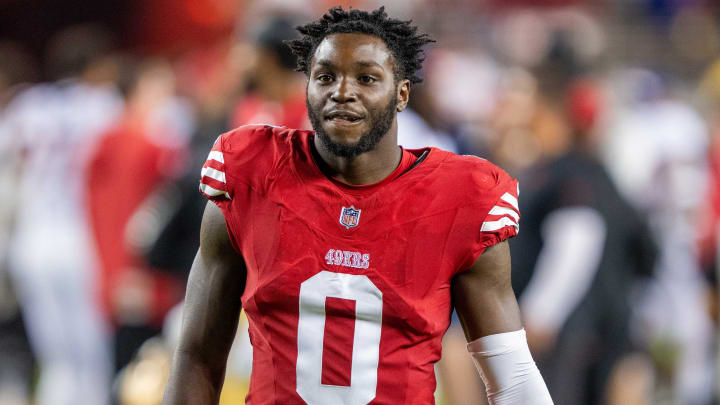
[
  {"left": 603, "top": 95, "right": 714, "bottom": 405},
  {"left": 1, "top": 80, "right": 121, "bottom": 405},
  {"left": 3, "top": 81, "right": 121, "bottom": 266}
]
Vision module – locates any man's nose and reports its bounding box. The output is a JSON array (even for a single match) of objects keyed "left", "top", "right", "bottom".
[{"left": 331, "top": 77, "right": 356, "bottom": 103}]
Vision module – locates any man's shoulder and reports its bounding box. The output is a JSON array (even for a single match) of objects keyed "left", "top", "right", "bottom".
[
  {"left": 220, "top": 124, "right": 310, "bottom": 152},
  {"left": 201, "top": 124, "right": 311, "bottom": 199},
  {"left": 216, "top": 124, "right": 312, "bottom": 169},
  {"left": 428, "top": 151, "right": 516, "bottom": 197}
]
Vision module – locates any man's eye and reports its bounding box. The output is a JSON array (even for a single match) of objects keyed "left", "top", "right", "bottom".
[
  {"left": 317, "top": 74, "right": 333, "bottom": 83},
  {"left": 359, "top": 75, "right": 376, "bottom": 84}
]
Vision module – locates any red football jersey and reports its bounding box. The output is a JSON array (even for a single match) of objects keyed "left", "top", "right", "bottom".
[{"left": 199, "top": 125, "right": 520, "bottom": 405}]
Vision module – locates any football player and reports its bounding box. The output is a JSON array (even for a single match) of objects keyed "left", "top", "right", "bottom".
[{"left": 164, "top": 7, "right": 552, "bottom": 405}]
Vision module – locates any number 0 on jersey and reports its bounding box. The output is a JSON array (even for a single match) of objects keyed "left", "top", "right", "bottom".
[{"left": 296, "top": 271, "right": 383, "bottom": 405}]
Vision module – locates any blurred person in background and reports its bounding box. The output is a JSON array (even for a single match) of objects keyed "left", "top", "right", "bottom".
[
  {"left": 85, "top": 58, "right": 193, "bottom": 378},
  {"left": 230, "top": 16, "right": 309, "bottom": 130},
  {"left": 0, "top": 41, "right": 39, "bottom": 405},
  {"left": 111, "top": 41, "right": 253, "bottom": 405},
  {"left": 114, "top": 21, "right": 308, "bottom": 402},
  {"left": 509, "top": 76, "right": 657, "bottom": 405},
  {"left": 484, "top": 67, "right": 566, "bottom": 176},
  {"left": 603, "top": 69, "right": 715, "bottom": 405},
  {"left": 1, "top": 24, "right": 123, "bottom": 405},
  {"left": 426, "top": 12, "right": 595, "bottom": 404},
  {"left": 100, "top": 15, "right": 310, "bottom": 405},
  {"left": 143, "top": 16, "right": 308, "bottom": 276},
  {"left": 434, "top": 64, "right": 547, "bottom": 405},
  {"left": 421, "top": 47, "right": 504, "bottom": 157},
  {"left": 132, "top": 40, "right": 252, "bottom": 281}
]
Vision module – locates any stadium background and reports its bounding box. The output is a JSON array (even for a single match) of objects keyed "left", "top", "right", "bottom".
[{"left": 0, "top": 0, "right": 718, "bottom": 404}]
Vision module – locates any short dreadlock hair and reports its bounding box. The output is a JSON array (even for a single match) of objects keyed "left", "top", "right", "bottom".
[{"left": 287, "top": 6, "right": 434, "bottom": 84}]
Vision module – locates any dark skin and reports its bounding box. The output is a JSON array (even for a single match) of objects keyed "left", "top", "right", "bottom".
[
  {"left": 163, "top": 203, "right": 246, "bottom": 404},
  {"left": 309, "top": 33, "right": 409, "bottom": 185},
  {"left": 163, "top": 33, "right": 522, "bottom": 404}
]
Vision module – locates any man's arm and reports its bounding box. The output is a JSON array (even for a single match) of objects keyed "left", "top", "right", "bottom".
[
  {"left": 452, "top": 240, "right": 553, "bottom": 404},
  {"left": 163, "top": 202, "right": 247, "bottom": 405},
  {"left": 453, "top": 241, "right": 521, "bottom": 340}
]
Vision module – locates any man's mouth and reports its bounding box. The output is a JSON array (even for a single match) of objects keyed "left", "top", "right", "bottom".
[{"left": 325, "top": 110, "right": 364, "bottom": 124}]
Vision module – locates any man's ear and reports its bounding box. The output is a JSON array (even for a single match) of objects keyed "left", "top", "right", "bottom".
[{"left": 396, "top": 79, "right": 410, "bottom": 112}]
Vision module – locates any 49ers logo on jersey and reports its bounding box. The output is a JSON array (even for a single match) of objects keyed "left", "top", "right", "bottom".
[
  {"left": 325, "top": 249, "right": 370, "bottom": 269},
  {"left": 339, "top": 206, "right": 361, "bottom": 229}
]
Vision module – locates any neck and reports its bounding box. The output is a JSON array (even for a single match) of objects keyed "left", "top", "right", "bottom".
[{"left": 312, "top": 122, "right": 402, "bottom": 185}]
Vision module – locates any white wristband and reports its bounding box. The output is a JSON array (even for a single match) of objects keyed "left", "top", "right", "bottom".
[{"left": 467, "top": 329, "right": 553, "bottom": 405}]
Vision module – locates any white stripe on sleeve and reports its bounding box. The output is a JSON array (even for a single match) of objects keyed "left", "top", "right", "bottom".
[
  {"left": 199, "top": 183, "right": 230, "bottom": 200},
  {"left": 488, "top": 206, "right": 520, "bottom": 222},
  {"left": 481, "top": 216, "right": 519, "bottom": 232},
  {"left": 500, "top": 192, "right": 519, "bottom": 211},
  {"left": 207, "top": 150, "right": 224, "bottom": 164},
  {"left": 201, "top": 166, "right": 226, "bottom": 183}
]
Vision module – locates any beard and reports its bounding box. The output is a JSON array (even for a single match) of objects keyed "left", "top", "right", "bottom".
[{"left": 307, "top": 95, "right": 397, "bottom": 159}]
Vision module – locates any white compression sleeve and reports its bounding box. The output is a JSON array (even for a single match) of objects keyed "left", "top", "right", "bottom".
[{"left": 467, "top": 329, "right": 553, "bottom": 405}]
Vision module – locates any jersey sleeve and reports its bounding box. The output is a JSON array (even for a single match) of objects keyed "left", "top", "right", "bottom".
[
  {"left": 199, "top": 135, "right": 232, "bottom": 202},
  {"left": 478, "top": 176, "right": 520, "bottom": 247},
  {"left": 198, "top": 124, "right": 280, "bottom": 204},
  {"left": 458, "top": 164, "right": 521, "bottom": 270},
  {"left": 198, "top": 124, "right": 283, "bottom": 255}
]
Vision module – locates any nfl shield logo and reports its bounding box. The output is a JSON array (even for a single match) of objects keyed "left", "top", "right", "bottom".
[{"left": 339, "top": 206, "right": 361, "bottom": 229}]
